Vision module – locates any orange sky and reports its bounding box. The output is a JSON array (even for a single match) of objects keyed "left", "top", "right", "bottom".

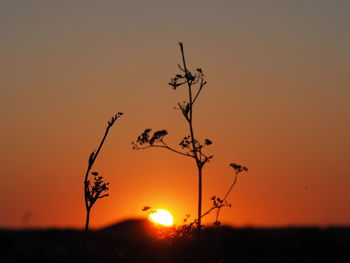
[{"left": 1, "top": 0, "right": 349, "bottom": 228}]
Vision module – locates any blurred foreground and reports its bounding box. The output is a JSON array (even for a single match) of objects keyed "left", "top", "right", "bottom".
[{"left": 1, "top": 219, "right": 349, "bottom": 263}]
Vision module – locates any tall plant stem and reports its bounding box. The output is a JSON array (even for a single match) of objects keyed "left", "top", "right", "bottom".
[
  {"left": 197, "top": 166, "right": 203, "bottom": 230},
  {"left": 179, "top": 42, "right": 202, "bottom": 231},
  {"left": 79, "top": 112, "right": 122, "bottom": 263},
  {"left": 84, "top": 207, "right": 91, "bottom": 231},
  {"left": 80, "top": 125, "right": 111, "bottom": 263},
  {"left": 84, "top": 123, "right": 111, "bottom": 210}
]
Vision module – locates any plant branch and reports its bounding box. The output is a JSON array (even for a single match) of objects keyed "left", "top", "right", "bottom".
[
  {"left": 192, "top": 78, "right": 207, "bottom": 105},
  {"left": 83, "top": 112, "right": 123, "bottom": 226},
  {"left": 214, "top": 172, "right": 238, "bottom": 224},
  {"left": 161, "top": 139, "right": 194, "bottom": 158},
  {"left": 134, "top": 143, "right": 193, "bottom": 158}
]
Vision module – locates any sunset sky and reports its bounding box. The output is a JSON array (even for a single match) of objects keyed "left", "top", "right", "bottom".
[{"left": 1, "top": 0, "right": 349, "bottom": 229}]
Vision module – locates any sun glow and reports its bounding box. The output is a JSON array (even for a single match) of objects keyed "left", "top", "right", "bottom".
[{"left": 149, "top": 209, "right": 174, "bottom": 226}]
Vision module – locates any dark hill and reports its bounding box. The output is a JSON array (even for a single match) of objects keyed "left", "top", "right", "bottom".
[
  {"left": 98, "top": 218, "right": 153, "bottom": 239},
  {"left": 1, "top": 221, "right": 349, "bottom": 263}
]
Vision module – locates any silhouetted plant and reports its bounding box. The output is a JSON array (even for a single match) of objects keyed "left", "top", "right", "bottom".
[
  {"left": 83, "top": 112, "right": 123, "bottom": 231},
  {"left": 134, "top": 43, "right": 248, "bottom": 233},
  {"left": 133, "top": 42, "right": 211, "bottom": 232},
  {"left": 79, "top": 112, "right": 123, "bottom": 262},
  {"left": 173, "top": 214, "right": 199, "bottom": 239},
  {"left": 201, "top": 163, "right": 248, "bottom": 225}
]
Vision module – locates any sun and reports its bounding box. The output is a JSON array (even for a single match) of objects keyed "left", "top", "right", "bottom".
[{"left": 149, "top": 209, "right": 174, "bottom": 226}]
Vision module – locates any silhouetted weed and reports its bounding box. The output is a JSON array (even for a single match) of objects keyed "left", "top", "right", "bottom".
[
  {"left": 134, "top": 43, "right": 248, "bottom": 233},
  {"left": 80, "top": 112, "right": 123, "bottom": 261}
]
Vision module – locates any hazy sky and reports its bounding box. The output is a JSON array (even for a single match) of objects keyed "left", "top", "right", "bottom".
[{"left": 1, "top": 0, "right": 349, "bottom": 228}]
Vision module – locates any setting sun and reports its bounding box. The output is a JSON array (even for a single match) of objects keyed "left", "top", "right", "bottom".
[{"left": 149, "top": 209, "right": 174, "bottom": 226}]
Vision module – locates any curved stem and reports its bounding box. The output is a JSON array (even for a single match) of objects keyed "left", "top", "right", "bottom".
[
  {"left": 83, "top": 125, "right": 111, "bottom": 214},
  {"left": 135, "top": 143, "right": 193, "bottom": 158},
  {"left": 161, "top": 140, "right": 194, "bottom": 158},
  {"left": 215, "top": 172, "right": 239, "bottom": 224},
  {"left": 192, "top": 79, "right": 206, "bottom": 105}
]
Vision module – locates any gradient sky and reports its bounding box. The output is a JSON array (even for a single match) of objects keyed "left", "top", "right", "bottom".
[{"left": 1, "top": 0, "right": 349, "bottom": 228}]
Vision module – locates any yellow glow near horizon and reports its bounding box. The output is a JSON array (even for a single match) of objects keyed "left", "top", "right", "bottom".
[{"left": 149, "top": 209, "right": 174, "bottom": 226}]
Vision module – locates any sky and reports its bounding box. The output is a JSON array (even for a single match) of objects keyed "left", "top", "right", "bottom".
[{"left": 0, "top": 0, "right": 349, "bottom": 229}]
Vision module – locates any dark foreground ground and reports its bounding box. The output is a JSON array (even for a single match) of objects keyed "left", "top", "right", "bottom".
[{"left": 1, "top": 219, "right": 349, "bottom": 263}]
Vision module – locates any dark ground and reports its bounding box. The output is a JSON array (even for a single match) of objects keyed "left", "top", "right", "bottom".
[{"left": 1, "top": 219, "right": 349, "bottom": 263}]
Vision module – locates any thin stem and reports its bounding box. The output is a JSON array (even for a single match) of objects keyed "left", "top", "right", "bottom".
[
  {"left": 84, "top": 125, "right": 110, "bottom": 183},
  {"left": 179, "top": 42, "right": 188, "bottom": 74},
  {"left": 179, "top": 42, "right": 202, "bottom": 231},
  {"left": 201, "top": 206, "right": 216, "bottom": 218},
  {"left": 80, "top": 114, "right": 122, "bottom": 263},
  {"left": 215, "top": 172, "right": 239, "bottom": 224},
  {"left": 85, "top": 207, "right": 91, "bottom": 231},
  {"left": 82, "top": 114, "right": 122, "bottom": 235},
  {"left": 161, "top": 139, "right": 194, "bottom": 158},
  {"left": 79, "top": 207, "right": 90, "bottom": 263},
  {"left": 192, "top": 79, "right": 206, "bottom": 105},
  {"left": 84, "top": 124, "right": 111, "bottom": 211},
  {"left": 198, "top": 167, "right": 203, "bottom": 229},
  {"left": 135, "top": 143, "right": 193, "bottom": 158},
  {"left": 223, "top": 172, "right": 238, "bottom": 201},
  {"left": 179, "top": 43, "right": 200, "bottom": 161}
]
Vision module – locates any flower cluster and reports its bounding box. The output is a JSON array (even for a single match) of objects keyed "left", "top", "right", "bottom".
[
  {"left": 169, "top": 67, "right": 205, "bottom": 91},
  {"left": 230, "top": 163, "right": 248, "bottom": 174},
  {"left": 86, "top": 171, "right": 110, "bottom": 209},
  {"left": 108, "top": 112, "right": 123, "bottom": 127},
  {"left": 132, "top": 128, "right": 168, "bottom": 149}
]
